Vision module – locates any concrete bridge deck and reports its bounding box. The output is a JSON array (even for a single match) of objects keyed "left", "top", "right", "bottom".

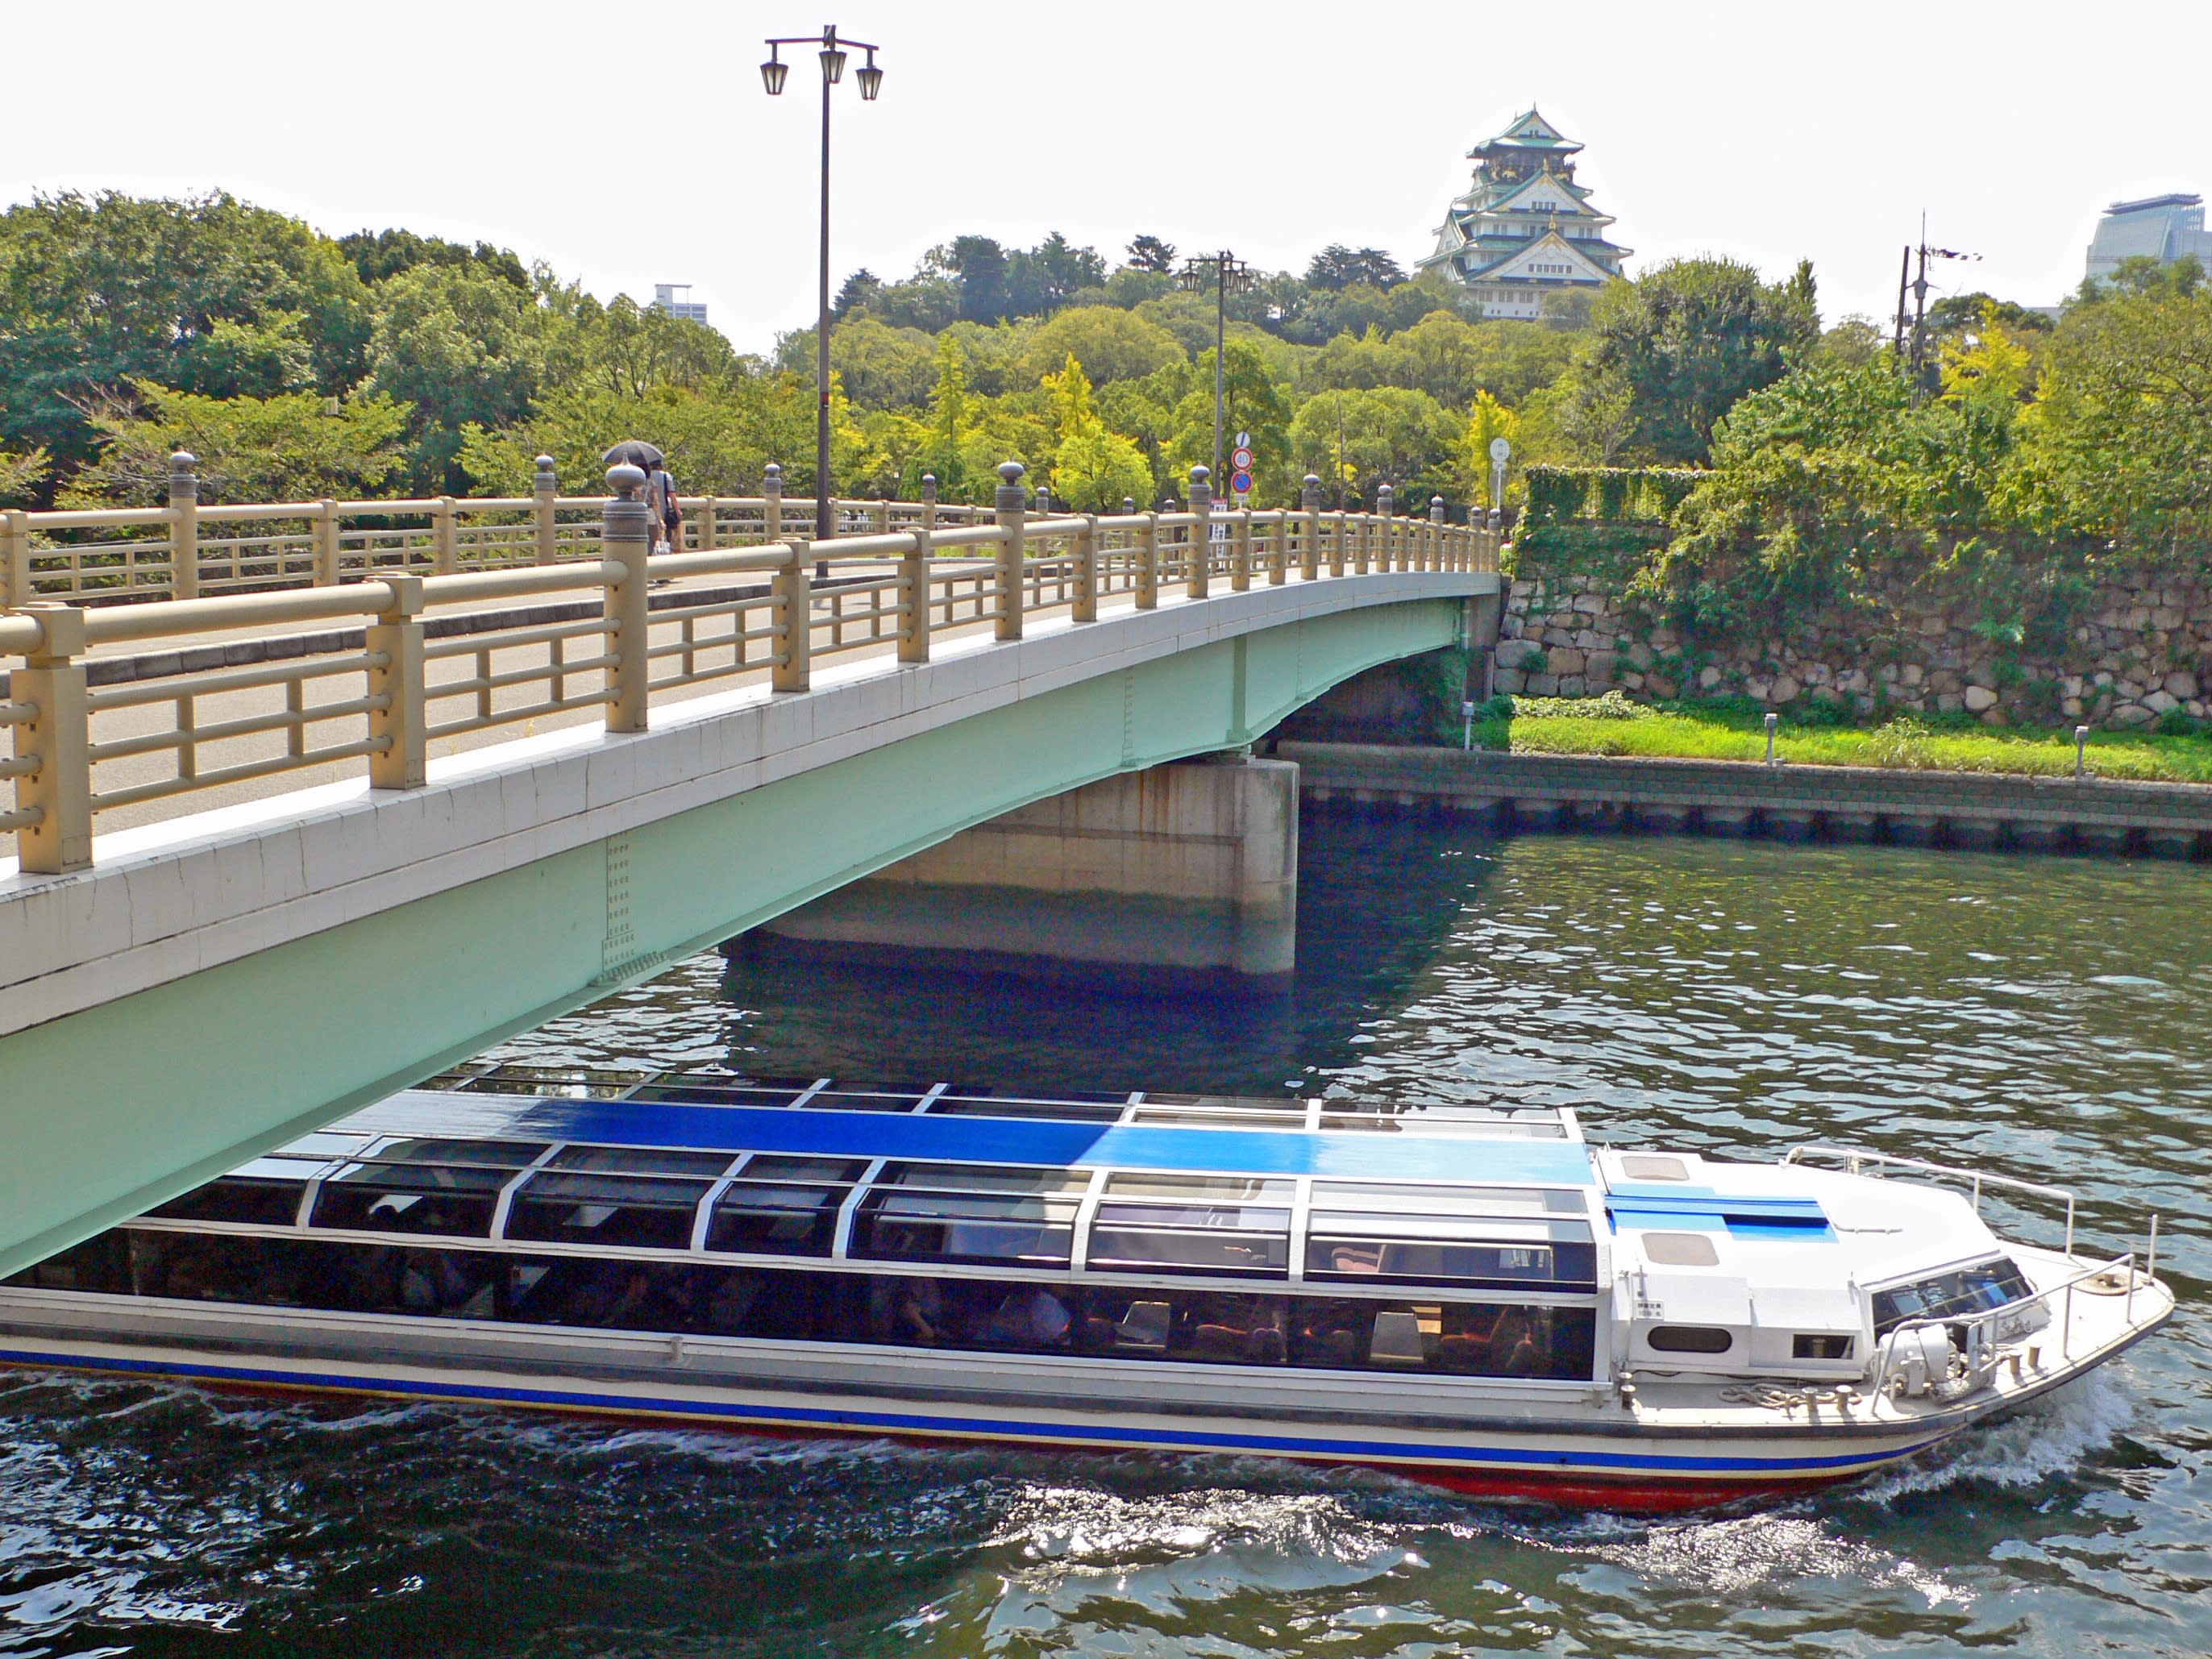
[{"left": 1, "top": 481, "right": 1495, "bottom": 1274}]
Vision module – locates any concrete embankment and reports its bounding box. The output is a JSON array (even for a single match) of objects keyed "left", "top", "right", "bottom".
[{"left": 1268, "top": 741, "right": 2212, "bottom": 859}]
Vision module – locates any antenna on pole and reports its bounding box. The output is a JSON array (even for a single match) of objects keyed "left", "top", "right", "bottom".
[{"left": 1902, "top": 213, "right": 1981, "bottom": 401}]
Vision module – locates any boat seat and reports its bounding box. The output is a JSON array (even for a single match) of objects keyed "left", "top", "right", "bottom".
[
  {"left": 1116, "top": 1300, "right": 1172, "bottom": 1350},
  {"left": 1245, "top": 1325, "right": 1287, "bottom": 1365},
  {"left": 1369, "top": 1310, "right": 1428, "bottom": 1368},
  {"left": 1189, "top": 1324, "right": 1246, "bottom": 1360},
  {"left": 1330, "top": 1245, "right": 1383, "bottom": 1274}
]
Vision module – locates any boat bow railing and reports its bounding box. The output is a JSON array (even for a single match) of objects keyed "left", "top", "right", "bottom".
[{"left": 1869, "top": 1248, "right": 2150, "bottom": 1401}]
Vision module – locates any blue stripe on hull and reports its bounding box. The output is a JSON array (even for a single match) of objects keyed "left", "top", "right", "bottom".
[{"left": 0, "top": 1345, "right": 1942, "bottom": 1480}]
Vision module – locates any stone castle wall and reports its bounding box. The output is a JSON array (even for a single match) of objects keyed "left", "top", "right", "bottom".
[{"left": 1495, "top": 559, "right": 2209, "bottom": 728}]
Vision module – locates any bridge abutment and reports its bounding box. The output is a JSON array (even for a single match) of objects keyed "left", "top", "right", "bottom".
[{"left": 754, "top": 755, "right": 1299, "bottom": 977}]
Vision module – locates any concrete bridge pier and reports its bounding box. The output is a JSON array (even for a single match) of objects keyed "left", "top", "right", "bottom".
[{"left": 753, "top": 755, "right": 1300, "bottom": 978}]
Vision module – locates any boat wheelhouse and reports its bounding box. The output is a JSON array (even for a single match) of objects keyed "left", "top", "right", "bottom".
[{"left": 0, "top": 1070, "right": 2172, "bottom": 1511}]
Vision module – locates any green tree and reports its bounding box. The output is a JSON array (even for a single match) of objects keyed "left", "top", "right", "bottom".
[
  {"left": 362, "top": 263, "right": 546, "bottom": 489},
  {"left": 1286, "top": 385, "right": 1462, "bottom": 505},
  {"left": 0, "top": 191, "right": 372, "bottom": 485},
  {"left": 0, "top": 445, "right": 52, "bottom": 505},
  {"left": 65, "top": 384, "right": 410, "bottom": 505},
  {"left": 1016, "top": 306, "right": 1183, "bottom": 387},
  {"left": 1571, "top": 257, "right": 1819, "bottom": 464}
]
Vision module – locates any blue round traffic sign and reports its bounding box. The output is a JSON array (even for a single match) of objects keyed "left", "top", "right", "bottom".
[{"left": 1230, "top": 470, "right": 1254, "bottom": 493}]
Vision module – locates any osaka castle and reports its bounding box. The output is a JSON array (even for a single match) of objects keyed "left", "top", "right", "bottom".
[{"left": 1416, "top": 107, "right": 1632, "bottom": 317}]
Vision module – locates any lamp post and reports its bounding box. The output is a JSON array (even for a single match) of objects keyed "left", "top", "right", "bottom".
[
  {"left": 762, "top": 23, "right": 884, "bottom": 543},
  {"left": 1177, "top": 251, "right": 1252, "bottom": 491}
]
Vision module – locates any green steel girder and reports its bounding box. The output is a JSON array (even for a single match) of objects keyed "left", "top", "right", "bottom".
[{"left": 0, "top": 598, "right": 1462, "bottom": 1276}]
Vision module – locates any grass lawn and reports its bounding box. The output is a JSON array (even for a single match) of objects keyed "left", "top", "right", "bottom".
[{"left": 1472, "top": 696, "right": 2212, "bottom": 784}]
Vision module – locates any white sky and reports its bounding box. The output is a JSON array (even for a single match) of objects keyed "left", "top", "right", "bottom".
[{"left": 8, "top": 0, "right": 2210, "bottom": 356}]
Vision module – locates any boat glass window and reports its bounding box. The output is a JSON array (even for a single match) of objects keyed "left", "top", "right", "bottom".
[
  {"left": 145, "top": 1157, "right": 324, "bottom": 1228},
  {"left": 852, "top": 1164, "right": 1085, "bottom": 1268},
  {"left": 1087, "top": 1175, "right": 1291, "bottom": 1278},
  {"left": 1648, "top": 1324, "right": 1735, "bottom": 1353},
  {"left": 925, "top": 1097, "right": 1126, "bottom": 1121},
  {"left": 504, "top": 1171, "right": 714, "bottom": 1250},
  {"left": 1310, "top": 1182, "right": 1584, "bottom": 1216},
  {"left": 49, "top": 1229, "right": 1604, "bottom": 1383},
  {"left": 549, "top": 1146, "right": 737, "bottom": 1178},
  {"left": 704, "top": 1159, "right": 865, "bottom": 1258},
  {"left": 309, "top": 1156, "right": 515, "bottom": 1237},
  {"left": 1870, "top": 1258, "right": 2035, "bottom": 1336},
  {"left": 1306, "top": 1212, "right": 1596, "bottom": 1291},
  {"left": 362, "top": 1138, "right": 547, "bottom": 1169}
]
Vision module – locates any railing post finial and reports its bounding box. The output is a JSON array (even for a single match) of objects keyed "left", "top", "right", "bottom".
[
  {"left": 1186, "top": 464, "right": 1212, "bottom": 600},
  {"left": 601, "top": 464, "right": 652, "bottom": 732},
  {"left": 994, "top": 461, "right": 1027, "bottom": 642},
  {"left": 168, "top": 450, "right": 199, "bottom": 602}
]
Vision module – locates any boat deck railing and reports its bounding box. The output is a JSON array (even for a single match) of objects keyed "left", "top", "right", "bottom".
[
  {"left": 1782, "top": 1144, "right": 2078, "bottom": 1257},
  {"left": 425, "top": 1065, "right": 1586, "bottom": 1140},
  {"left": 1870, "top": 1246, "right": 2155, "bottom": 1400}
]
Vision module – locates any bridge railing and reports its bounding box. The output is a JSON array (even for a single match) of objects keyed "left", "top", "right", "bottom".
[
  {"left": 0, "top": 453, "right": 998, "bottom": 611},
  {"left": 2, "top": 463, "right": 1500, "bottom": 875}
]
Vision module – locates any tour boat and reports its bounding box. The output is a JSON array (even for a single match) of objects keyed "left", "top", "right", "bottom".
[{"left": 0, "top": 1069, "right": 2172, "bottom": 1511}]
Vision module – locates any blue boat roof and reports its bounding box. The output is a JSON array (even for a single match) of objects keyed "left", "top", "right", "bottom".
[{"left": 491, "top": 1098, "right": 1600, "bottom": 1188}]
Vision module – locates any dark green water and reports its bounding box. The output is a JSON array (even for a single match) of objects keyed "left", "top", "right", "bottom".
[{"left": 4, "top": 814, "right": 2208, "bottom": 1657}]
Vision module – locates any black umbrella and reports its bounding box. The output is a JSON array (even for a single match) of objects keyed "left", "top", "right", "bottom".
[{"left": 602, "top": 439, "right": 664, "bottom": 468}]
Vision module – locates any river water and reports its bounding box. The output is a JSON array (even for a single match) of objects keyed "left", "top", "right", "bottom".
[{"left": 3, "top": 812, "right": 2208, "bottom": 1657}]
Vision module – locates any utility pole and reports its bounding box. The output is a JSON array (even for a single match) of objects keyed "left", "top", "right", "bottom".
[{"left": 1901, "top": 215, "right": 1980, "bottom": 403}]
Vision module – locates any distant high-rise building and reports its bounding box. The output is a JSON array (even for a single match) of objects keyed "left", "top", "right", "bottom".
[
  {"left": 2085, "top": 195, "right": 2212, "bottom": 285},
  {"left": 1416, "top": 107, "right": 1631, "bottom": 318},
  {"left": 652, "top": 283, "right": 710, "bottom": 325}
]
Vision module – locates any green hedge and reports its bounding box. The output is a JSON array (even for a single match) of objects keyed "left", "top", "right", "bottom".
[{"left": 1525, "top": 465, "right": 1703, "bottom": 526}]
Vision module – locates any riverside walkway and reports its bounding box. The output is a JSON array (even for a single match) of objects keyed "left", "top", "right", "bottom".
[{"left": 0, "top": 460, "right": 1499, "bottom": 1274}]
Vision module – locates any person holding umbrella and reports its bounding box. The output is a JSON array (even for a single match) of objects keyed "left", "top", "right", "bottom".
[{"left": 603, "top": 439, "right": 682, "bottom": 554}]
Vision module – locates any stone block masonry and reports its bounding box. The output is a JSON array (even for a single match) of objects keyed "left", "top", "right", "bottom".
[
  {"left": 1498, "top": 558, "right": 2209, "bottom": 731},
  {"left": 1273, "top": 742, "right": 2211, "bottom": 861}
]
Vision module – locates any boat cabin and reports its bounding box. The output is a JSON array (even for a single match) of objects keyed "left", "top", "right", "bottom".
[{"left": 6, "top": 1072, "right": 2048, "bottom": 1393}]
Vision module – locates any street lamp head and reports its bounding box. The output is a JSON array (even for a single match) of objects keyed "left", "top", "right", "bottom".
[
  {"left": 760, "top": 48, "right": 788, "bottom": 94},
  {"left": 856, "top": 49, "right": 883, "bottom": 99},
  {"left": 820, "top": 31, "right": 847, "bottom": 84}
]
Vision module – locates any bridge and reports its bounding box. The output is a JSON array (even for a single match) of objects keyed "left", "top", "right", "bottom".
[{"left": 0, "top": 459, "right": 1500, "bottom": 1277}]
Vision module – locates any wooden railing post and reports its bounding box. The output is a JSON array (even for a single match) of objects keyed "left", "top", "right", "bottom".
[
  {"left": 3, "top": 508, "right": 31, "bottom": 609},
  {"left": 168, "top": 450, "right": 199, "bottom": 601},
  {"left": 12, "top": 603, "right": 91, "bottom": 872},
  {"left": 1301, "top": 476, "right": 1323, "bottom": 581},
  {"left": 774, "top": 537, "right": 812, "bottom": 692},
  {"left": 533, "top": 455, "right": 559, "bottom": 565},
  {"left": 601, "top": 464, "right": 652, "bottom": 732},
  {"left": 367, "top": 575, "right": 426, "bottom": 790},
  {"left": 1376, "top": 484, "right": 1395, "bottom": 572},
  {"left": 1428, "top": 495, "right": 1445, "bottom": 572},
  {"left": 993, "top": 460, "right": 1027, "bottom": 641},
  {"left": 920, "top": 472, "right": 938, "bottom": 531},
  {"left": 314, "top": 499, "right": 341, "bottom": 585},
  {"left": 899, "top": 526, "right": 932, "bottom": 663},
  {"left": 1137, "top": 511, "right": 1160, "bottom": 609},
  {"left": 1266, "top": 510, "right": 1287, "bottom": 586},
  {"left": 1231, "top": 509, "right": 1252, "bottom": 592},
  {"left": 1186, "top": 465, "right": 1212, "bottom": 600},
  {"left": 1074, "top": 514, "right": 1099, "bottom": 622},
  {"left": 695, "top": 495, "right": 718, "bottom": 551},
  {"left": 763, "top": 462, "right": 784, "bottom": 545}
]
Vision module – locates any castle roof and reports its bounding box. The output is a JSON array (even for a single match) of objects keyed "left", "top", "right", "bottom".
[{"left": 1468, "top": 106, "right": 1583, "bottom": 158}]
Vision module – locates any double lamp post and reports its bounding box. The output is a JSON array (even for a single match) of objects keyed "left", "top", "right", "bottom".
[{"left": 761, "top": 23, "right": 884, "bottom": 543}]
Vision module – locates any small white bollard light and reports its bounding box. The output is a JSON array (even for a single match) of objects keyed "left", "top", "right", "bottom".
[
  {"left": 1463, "top": 698, "right": 1476, "bottom": 751},
  {"left": 2075, "top": 724, "right": 2089, "bottom": 779},
  {"left": 1765, "top": 711, "right": 1779, "bottom": 766}
]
